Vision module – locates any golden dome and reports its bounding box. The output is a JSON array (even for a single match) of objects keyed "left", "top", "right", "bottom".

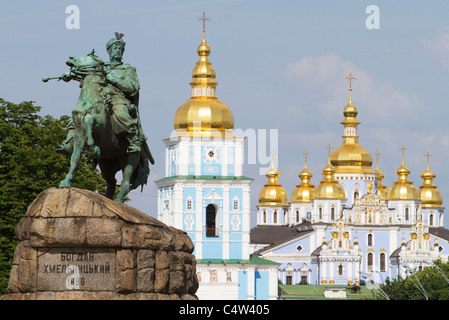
[
  {"left": 418, "top": 153, "right": 443, "bottom": 208},
  {"left": 388, "top": 146, "right": 419, "bottom": 201},
  {"left": 374, "top": 151, "right": 388, "bottom": 200},
  {"left": 314, "top": 150, "right": 347, "bottom": 200},
  {"left": 173, "top": 31, "right": 234, "bottom": 136},
  {"left": 330, "top": 89, "right": 374, "bottom": 174},
  {"left": 258, "top": 157, "right": 288, "bottom": 206},
  {"left": 290, "top": 151, "right": 314, "bottom": 203}
]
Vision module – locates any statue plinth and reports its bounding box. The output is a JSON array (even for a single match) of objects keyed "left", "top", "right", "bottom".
[{"left": 1, "top": 188, "right": 198, "bottom": 300}]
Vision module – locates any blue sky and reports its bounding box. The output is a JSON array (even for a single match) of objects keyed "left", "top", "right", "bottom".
[{"left": 2, "top": 1, "right": 449, "bottom": 228}]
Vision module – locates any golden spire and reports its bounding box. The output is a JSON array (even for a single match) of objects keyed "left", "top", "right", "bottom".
[
  {"left": 419, "top": 152, "right": 443, "bottom": 208},
  {"left": 388, "top": 145, "right": 419, "bottom": 200},
  {"left": 190, "top": 20, "right": 218, "bottom": 95},
  {"left": 314, "top": 145, "right": 346, "bottom": 200},
  {"left": 173, "top": 12, "right": 234, "bottom": 136},
  {"left": 330, "top": 72, "right": 373, "bottom": 174},
  {"left": 291, "top": 150, "right": 315, "bottom": 203},
  {"left": 396, "top": 145, "right": 411, "bottom": 181},
  {"left": 258, "top": 151, "right": 288, "bottom": 206},
  {"left": 374, "top": 150, "right": 388, "bottom": 200}
]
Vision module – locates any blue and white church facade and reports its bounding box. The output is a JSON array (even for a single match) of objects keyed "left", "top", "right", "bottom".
[
  {"left": 155, "top": 29, "right": 279, "bottom": 300},
  {"left": 250, "top": 83, "right": 449, "bottom": 287}
]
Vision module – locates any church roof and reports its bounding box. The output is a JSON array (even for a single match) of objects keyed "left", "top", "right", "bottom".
[
  {"left": 251, "top": 221, "right": 314, "bottom": 254},
  {"left": 430, "top": 227, "right": 449, "bottom": 242}
]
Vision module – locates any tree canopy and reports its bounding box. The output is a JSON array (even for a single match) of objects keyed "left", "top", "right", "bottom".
[
  {"left": 376, "top": 260, "right": 449, "bottom": 300},
  {"left": 0, "top": 99, "right": 106, "bottom": 294}
]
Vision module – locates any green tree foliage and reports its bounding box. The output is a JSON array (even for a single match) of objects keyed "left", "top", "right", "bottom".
[
  {"left": 376, "top": 260, "right": 449, "bottom": 300},
  {"left": 0, "top": 99, "right": 106, "bottom": 294}
]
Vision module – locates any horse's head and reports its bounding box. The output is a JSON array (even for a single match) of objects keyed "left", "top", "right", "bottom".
[{"left": 66, "top": 49, "right": 105, "bottom": 78}]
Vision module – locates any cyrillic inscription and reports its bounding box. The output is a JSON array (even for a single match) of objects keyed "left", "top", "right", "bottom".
[{"left": 37, "top": 248, "right": 115, "bottom": 291}]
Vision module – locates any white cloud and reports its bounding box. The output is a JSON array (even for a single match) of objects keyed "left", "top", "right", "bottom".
[
  {"left": 422, "top": 28, "right": 449, "bottom": 71},
  {"left": 282, "top": 53, "right": 422, "bottom": 125}
]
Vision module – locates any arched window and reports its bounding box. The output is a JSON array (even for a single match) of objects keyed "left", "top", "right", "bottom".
[
  {"left": 380, "top": 253, "right": 386, "bottom": 271},
  {"left": 430, "top": 214, "right": 434, "bottom": 226},
  {"left": 296, "top": 210, "right": 300, "bottom": 223},
  {"left": 405, "top": 207, "right": 410, "bottom": 221},
  {"left": 206, "top": 204, "right": 218, "bottom": 237},
  {"left": 263, "top": 210, "right": 267, "bottom": 224},
  {"left": 273, "top": 210, "right": 278, "bottom": 224},
  {"left": 367, "top": 253, "right": 374, "bottom": 271},
  {"left": 319, "top": 207, "right": 323, "bottom": 220},
  {"left": 368, "top": 233, "right": 373, "bottom": 246},
  {"left": 331, "top": 207, "right": 335, "bottom": 221},
  {"left": 338, "top": 264, "right": 344, "bottom": 275}
]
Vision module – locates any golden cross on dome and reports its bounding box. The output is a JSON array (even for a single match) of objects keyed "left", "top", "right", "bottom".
[
  {"left": 325, "top": 145, "right": 333, "bottom": 157},
  {"left": 399, "top": 145, "right": 407, "bottom": 159},
  {"left": 197, "top": 10, "right": 211, "bottom": 32},
  {"left": 344, "top": 72, "right": 358, "bottom": 91},
  {"left": 375, "top": 150, "right": 381, "bottom": 162},
  {"left": 303, "top": 150, "right": 309, "bottom": 163},
  {"left": 425, "top": 151, "right": 432, "bottom": 165}
]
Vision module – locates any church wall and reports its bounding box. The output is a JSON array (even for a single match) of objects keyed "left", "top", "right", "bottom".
[
  {"left": 202, "top": 240, "right": 224, "bottom": 260},
  {"left": 257, "top": 206, "right": 289, "bottom": 225},
  {"left": 351, "top": 227, "right": 393, "bottom": 281},
  {"left": 238, "top": 271, "right": 248, "bottom": 300},
  {"left": 229, "top": 241, "right": 243, "bottom": 259},
  {"left": 422, "top": 208, "right": 444, "bottom": 227},
  {"left": 255, "top": 271, "right": 270, "bottom": 300},
  {"left": 278, "top": 262, "right": 315, "bottom": 285},
  {"left": 183, "top": 187, "right": 196, "bottom": 211}
]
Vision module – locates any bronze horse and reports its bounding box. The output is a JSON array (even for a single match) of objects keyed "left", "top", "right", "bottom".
[{"left": 47, "top": 51, "right": 154, "bottom": 203}]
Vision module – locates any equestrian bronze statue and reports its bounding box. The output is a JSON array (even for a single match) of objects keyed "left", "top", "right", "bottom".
[{"left": 43, "top": 33, "right": 154, "bottom": 203}]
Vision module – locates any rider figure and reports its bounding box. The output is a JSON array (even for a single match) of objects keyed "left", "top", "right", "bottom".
[
  {"left": 58, "top": 33, "right": 144, "bottom": 156},
  {"left": 105, "top": 33, "right": 142, "bottom": 154}
]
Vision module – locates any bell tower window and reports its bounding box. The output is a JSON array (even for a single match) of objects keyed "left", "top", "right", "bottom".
[{"left": 206, "top": 204, "right": 218, "bottom": 237}]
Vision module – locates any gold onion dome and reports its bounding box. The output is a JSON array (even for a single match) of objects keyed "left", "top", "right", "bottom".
[
  {"left": 375, "top": 151, "right": 388, "bottom": 200},
  {"left": 314, "top": 148, "right": 347, "bottom": 200},
  {"left": 291, "top": 151, "right": 314, "bottom": 203},
  {"left": 174, "top": 30, "right": 234, "bottom": 136},
  {"left": 418, "top": 153, "right": 443, "bottom": 208},
  {"left": 258, "top": 155, "right": 288, "bottom": 206},
  {"left": 330, "top": 78, "right": 374, "bottom": 174},
  {"left": 388, "top": 146, "right": 419, "bottom": 200}
]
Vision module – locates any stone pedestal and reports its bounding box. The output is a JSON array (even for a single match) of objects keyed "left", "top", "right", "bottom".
[{"left": 1, "top": 188, "right": 198, "bottom": 300}]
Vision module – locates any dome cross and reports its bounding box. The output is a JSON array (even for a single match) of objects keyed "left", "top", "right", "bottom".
[
  {"left": 344, "top": 72, "right": 358, "bottom": 91},
  {"left": 197, "top": 10, "right": 211, "bottom": 32}
]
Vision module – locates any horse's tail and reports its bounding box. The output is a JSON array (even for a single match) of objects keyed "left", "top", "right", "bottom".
[{"left": 130, "top": 149, "right": 150, "bottom": 192}]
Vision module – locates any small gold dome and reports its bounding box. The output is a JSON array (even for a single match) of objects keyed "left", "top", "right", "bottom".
[
  {"left": 388, "top": 147, "right": 419, "bottom": 201},
  {"left": 258, "top": 159, "right": 288, "bottom": 206},
  {"left": 330, "top": 94, "right": 374, "bottom": 174},
  {"left": 418, "top": 154, "right": 443, "bottom": 208},
  {"left": 173, "top": 31, "right": 234, "bottom": 136},
  {"left": 314, "top": 153, "right": 347, "bottom": 200},
  {"left": 290, "top": 151, "right": 314, "bottom": 203}
]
